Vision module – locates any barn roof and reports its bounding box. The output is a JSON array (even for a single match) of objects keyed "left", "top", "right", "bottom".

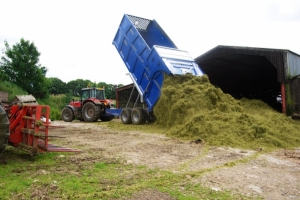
[
  {"left": 195, "top": 45, "right": 300, "bottom": 83},
  {"left": 194, "top": 45, "right": 300, "bottom": 112}
]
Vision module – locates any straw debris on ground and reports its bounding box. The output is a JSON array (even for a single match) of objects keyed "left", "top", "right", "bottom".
[{"left": 153, "top": 74, "right": 300, "bottom": 150}]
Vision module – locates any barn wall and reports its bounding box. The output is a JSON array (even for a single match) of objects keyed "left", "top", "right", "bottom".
[
  {"left": 287, "top": 52, "right": 300, "bottom": 78},
  {"left": 115, "top": 84, "right": 143, "bottom": 109},
  {"left": 286, "top": 76, "right": 300, "bottom": 116}
]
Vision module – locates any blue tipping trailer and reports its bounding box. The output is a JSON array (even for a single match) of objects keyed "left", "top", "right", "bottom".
[{"left": 111, "top": 14, "right": 203, "bottom": 124}]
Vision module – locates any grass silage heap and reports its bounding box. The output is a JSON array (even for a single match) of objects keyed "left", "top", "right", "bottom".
[{"left": 153, "top": 74, "right": 300, "bottom": 149}]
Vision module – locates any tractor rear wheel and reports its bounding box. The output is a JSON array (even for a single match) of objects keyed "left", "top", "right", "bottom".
[
  {"left": 0, "top": 106, "right": 10, "bottom": 153},
  {"left": 82, "top": 102, "right": 100, "bottom": 122},
  {"left": 120, "top": 108, "right": 132, "bottom": 124},
  {"left": 131, "top": 107, "right": 147, "bottom": 125},
  {"left": 61, "top": 107, "right": 75, "bottom": 122}
]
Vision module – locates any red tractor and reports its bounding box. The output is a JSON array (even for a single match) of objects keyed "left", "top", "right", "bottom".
[{"left": 61, "top": 87, "right": 114, "bottom": 122}]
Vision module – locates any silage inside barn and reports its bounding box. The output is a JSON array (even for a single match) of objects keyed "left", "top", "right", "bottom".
[{"left": 153, "top": 74, "right": 300, "bottom": 149}]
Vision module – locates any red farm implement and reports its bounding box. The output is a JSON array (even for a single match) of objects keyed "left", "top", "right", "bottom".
[{"left": 0, "top": 103, "right": 78, "bottom": 155}]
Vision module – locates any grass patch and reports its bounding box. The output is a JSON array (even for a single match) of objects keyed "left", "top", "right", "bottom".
[{"left": 0, "top": 146, "right": 254, "bottom": 200}]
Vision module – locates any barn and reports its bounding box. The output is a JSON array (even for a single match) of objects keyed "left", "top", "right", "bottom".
[
  {"left": 195, "top": 45, "right": 300, "bottom": 117},
  {"left": 115, "top": 45, "right": 300, "bottom": 118}
]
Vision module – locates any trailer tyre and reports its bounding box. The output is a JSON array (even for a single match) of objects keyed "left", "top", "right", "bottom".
[
  {"left": 120, "top": 108, "right": 132, "bottom": 124},
  {"left": 0, "top": 106, "right": 10, "bottom": 154},
  {"left": 61, "top": 107, "right": 75, "bottom": 122},
  {"left": 82, "top": 102, "right": 100, "bottom": 122},
  {"left": 131, "top": 107, "right": 147, "bottom": 125}
]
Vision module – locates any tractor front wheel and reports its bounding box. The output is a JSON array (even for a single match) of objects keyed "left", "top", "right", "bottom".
[
  {"left": 61, "top": 107, "right": 75, "bottom": 122},
  {"left": 82, "top": 102, "right": 100, "bottom": 122},
  {"left": 0, "top": 106, "right": 10, "bottom": 153},
  {"left": 131, "top": 107, "right": 147, "bottom": 125},
  {"left": 120, "top": 108, "right": 132, "bottom": 124}
]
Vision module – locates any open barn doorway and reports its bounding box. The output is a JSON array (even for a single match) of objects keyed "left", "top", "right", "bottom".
[{"left": 196, "top": 46, "right": 284, "bottom": 112}]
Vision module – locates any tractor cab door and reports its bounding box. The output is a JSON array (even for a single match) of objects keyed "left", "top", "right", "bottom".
[
  {"left": 90, "top": 89, "right": 97, "bottom": 98},
  {"left": 81, "top": 90, "right": 90, "bottom": 100}
]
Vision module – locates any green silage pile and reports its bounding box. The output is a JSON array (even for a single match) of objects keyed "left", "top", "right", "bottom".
[{"left": 153, "top": 74, "right": 300, "bottom": 149}]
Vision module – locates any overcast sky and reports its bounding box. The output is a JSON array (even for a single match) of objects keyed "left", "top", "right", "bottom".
[{"left": 1, "top": 0, "right": 300, "bottom": 85}]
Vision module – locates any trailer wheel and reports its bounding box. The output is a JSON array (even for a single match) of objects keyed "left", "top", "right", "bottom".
[
  {"left": 61, "top": 107, "right": 75, "bottom": 122},
  {"left": 0, "top": 106, "right": 10, "bottom": 154},
  {"left": 120, "top": 108, "right": 132, "bottom": 124},
  {"left": 131, "top": 107, "right": 147, "bottom": 125},
  {"left": 82, "top": 102, "right": 100, "bottom": 122}
]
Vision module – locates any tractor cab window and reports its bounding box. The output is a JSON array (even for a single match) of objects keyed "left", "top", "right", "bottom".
[
  {"left": 96, "top": 90, "right": 105, "bottom": 100},
  {"left": 90, "top": 89, "right": 96, "bottom": 98},
  {"left": 81, "top": 90, "right": 89, "bottom": 100}
]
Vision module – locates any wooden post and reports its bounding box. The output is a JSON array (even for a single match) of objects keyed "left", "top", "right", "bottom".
[{"left": 281, "top": 83, "right": 286, "bottom": 113}]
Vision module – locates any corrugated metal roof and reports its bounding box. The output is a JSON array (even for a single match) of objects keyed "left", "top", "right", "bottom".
[
  {"left": 194, "top": 45, "right": 300, "bottom": 112},
  {"left": 9, "top": 95, "right": 37, "bottom": 104},
  {"left": 195, "top": 45, "right": 300, "bottom": 83}
]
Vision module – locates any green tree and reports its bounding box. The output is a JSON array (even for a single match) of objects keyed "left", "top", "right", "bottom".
[
  {"left": 67, "top": 79, "right": 91, "bottom": 96},
  {"left": 47, "top": 77, "right": 68, "bottom": 95},
  {"left": 96, "top": 82, "right": 123, "bottom": 99},
  {"left": 0, "top": 38, "right": 48, "bottom": 98},
  {"left": 106, "top": 84, "right": 116, "bottom": 99}
]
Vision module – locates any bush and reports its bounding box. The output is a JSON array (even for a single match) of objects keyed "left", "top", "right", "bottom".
[{"left": 0, "top": 81, "right": 28, "bottom": 100}]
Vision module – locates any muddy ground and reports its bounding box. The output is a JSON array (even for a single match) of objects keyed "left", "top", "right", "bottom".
[{"left": 49, "top": 120, "right": 300, "bottom": 200}]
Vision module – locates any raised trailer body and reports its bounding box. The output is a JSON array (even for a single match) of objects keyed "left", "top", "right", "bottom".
[{"left": 111, "top": 14, "right": 203, "bottom": 124}]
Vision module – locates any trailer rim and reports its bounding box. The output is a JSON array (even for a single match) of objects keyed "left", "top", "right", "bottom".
[
  {"left": 120, "top": 108, "right": 132, "bottom": 124},
  {"left": 131, "top": 107, "right": 147, "bottom": 125}
]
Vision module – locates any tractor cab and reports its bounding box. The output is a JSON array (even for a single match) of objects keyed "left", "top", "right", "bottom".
[
  {"left": 80, "top": 87, "right": 111, "bottom": 109},
  {"left": 81, "top": 87, "right": 105, "bottom": 101}
]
